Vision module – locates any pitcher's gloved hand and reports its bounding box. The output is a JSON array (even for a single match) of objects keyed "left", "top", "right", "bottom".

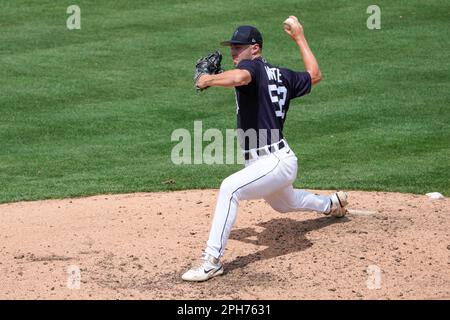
[{"left": 194, "top": 50, "right": 223, "bottom": 92}]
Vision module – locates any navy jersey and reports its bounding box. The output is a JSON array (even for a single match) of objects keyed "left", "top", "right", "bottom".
[{"left": 235, "top": 57, "right": 311, "bottom": 150}]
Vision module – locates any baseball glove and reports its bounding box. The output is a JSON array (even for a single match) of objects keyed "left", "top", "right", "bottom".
[{"left": 194, "top": 50, "right": 223, "bottom": 91}]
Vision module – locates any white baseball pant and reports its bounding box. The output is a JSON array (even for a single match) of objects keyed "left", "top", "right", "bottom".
[{"left": 205, "top": 140, "right": 331, "bottom": 259}]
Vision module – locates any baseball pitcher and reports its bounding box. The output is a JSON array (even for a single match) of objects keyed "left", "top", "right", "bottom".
[{"left": 183, "top": 16, "right": 348, "bottom": 282}]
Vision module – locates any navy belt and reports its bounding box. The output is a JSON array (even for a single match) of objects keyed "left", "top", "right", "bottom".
[{"left": 244, "top": 140, "right": 285, "bottom": 160}]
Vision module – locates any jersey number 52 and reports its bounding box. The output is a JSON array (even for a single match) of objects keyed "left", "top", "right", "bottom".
[{"left": 268, "top": 84, "right": 287, "bottom": 119}]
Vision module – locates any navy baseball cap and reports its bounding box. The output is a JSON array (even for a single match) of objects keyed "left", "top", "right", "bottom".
[{"left": 220, "top": 25, "right": 263, "bottom": 48}]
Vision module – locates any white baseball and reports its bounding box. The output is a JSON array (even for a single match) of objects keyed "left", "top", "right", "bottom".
[{"left": 283, "top": 17, "right": 296, "bottom": 30}]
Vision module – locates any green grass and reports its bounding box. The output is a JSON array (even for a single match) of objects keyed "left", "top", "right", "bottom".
[{"left": 1, "top": 0, "right": 449, "bottom": 203}]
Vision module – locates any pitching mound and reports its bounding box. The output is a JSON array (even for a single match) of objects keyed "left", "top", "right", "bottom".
[{"left": 0, "top": 190, "right": 449, "bottom": 300}]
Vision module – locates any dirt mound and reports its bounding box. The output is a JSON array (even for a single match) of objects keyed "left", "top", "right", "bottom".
[{"left": 0, "top": 190, "right": 449, "bottom": 299}]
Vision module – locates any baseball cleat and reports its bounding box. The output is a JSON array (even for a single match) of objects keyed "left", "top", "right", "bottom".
[
  {"left": 327, "top": 191, "right": 348, "bottom": 217},
  {"left": 182, "top": 252, "right": 224, "bottom": 282}
]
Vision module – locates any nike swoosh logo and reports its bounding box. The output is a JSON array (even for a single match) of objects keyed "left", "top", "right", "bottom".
[{"left": 204, "top": 268, "right": 215, "bottom": 273}]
